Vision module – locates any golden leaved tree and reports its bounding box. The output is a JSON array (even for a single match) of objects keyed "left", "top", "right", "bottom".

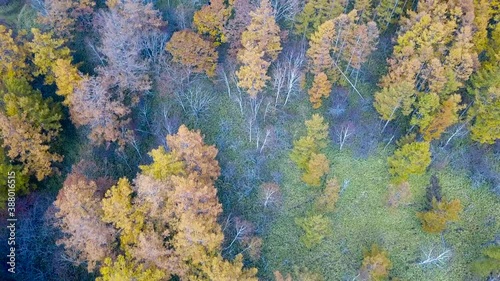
[
  {"left": 236, "top": 0, "right": 282, "bottom": 97},
  {"left": 193, "top": 0, "right": 233, "bottom": 45},
  {"left": 290, "top": 114, "right": 330, "bottom": 186},
  {"left": 55, "top": 125, "right": 257, "bottom": 280},
  {"left": 374, "top": 0, "right": 478, "bottom": 141},
  {"left": 166, "top": 30, "right": 219, "bottom": 77}
]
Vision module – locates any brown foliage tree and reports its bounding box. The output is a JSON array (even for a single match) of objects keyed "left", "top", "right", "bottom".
[
  {"left": 97, "top": 125, "right": 257, "bottom": 279},
  {"left": 226, "top": 0, "right": 258, "bottom": 58},
  {"left": 315, "top": 178, "right": 340, "bottom": 213},
  {"left": 166, "top": 30, "right": 219, "bottom": 77},
  {"left": 53, "top": 170, "right": 116, "bottom": 271},
  {"left": 417, "top": 198, "right": 463, "bottom": 234},
  {"left": 38, "top": 0, "right": 95, "bottom": 38},
  {"left": 71, "top": 0, "right": 163, "bottom": 145}
]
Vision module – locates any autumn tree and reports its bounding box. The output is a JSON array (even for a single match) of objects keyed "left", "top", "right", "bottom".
[
  {"left": 417, "top": 198, "right": 462, "bottom": 234},
  {"left": 470, "top": 86, "right": 500, "bottom": 144},
  {"left": 71, "top": 0, "right": 163, "bottom": 145},
  {"left": 315, "top": 177, "right": 340, "bottom": 213},
  {"left": 374, "top": 0, "right": 478, "bottom": 142},
  {"left": 308, "top": 72, "right": 332, "bottom": 109},
  {"left": 236, "top": 0, "right": 282, "bottom": 97},
  {"left": 302, "top": 153, "right": 329, "bottom": 186},
  {"left": 27, "top": 28, "right": 81, "bottom": 105},
  {"left": 295, "top": 214, "right": 332, "bottom": 248},
  {"left": 305, "top": 113, "right": 329, "bottom": 148},
  {"left": 97, "top": 255, "right": 165, "bottom": 281},
  {"left": 306, "top": 20, "right": 335, "bottom": 75},
  {"left": 291, "top": 114, "right": 330, "bottom": 186},
  {"left": 354, "top": 0, "right": 373, "bottom": 23},
  {"left": 166, "top": 30, "right": 219, "bottom": 77},
  {"left": 226, "top": 0, "right": 258, "bottom": 57},
  {"left": 290, "top": 136, "right": 316, "bottom": 170},
  {"left": 53, "top": 170, "right": 116, "bottom": 271},
  {"left": 274, "top": 271, "right": 292, "bottom": 281},
  {"left": 95, "top": 125, "right": 257, "bottom": 279},
  {"left": 0, "top": 149, "right": 29, "bottom": 207},
  {"left": 165, "top": 125, "right": 221, "bottom": 184},
  {"left": 0, "top": 25, "right": 27, "bottom": 77},
  {"left": 53, "top": 58, "right": 82, "bottom": 105},
  {"left": 139, "top": 146, "right": 185, "bottom": 181},
  {"left": 469, "top": 23, "right": 500, "bottom": 144},
  {"left": 0, "top": 73, "right": 63, "bottom": 180},
  {"left": 193, "top": 0, "right": 232, "bottom": 45},
  {"left": 290, "top": 114, "right": 329, "bottom": 168},
  {"left": 28, "top": 28, "right": 71, "bottom": 84},
  {"left": 70, "top": 75, "right": 132, "bottom": 146},
  {"left": 387, "top": 141, "right": 431, "bottom": 184},
  {"left": 37, "top": 0, "right": 95, "bottom": 39},
  {"left": 387, "top": 182, "right": 412, "bottom": 208},
  {"left": 305, "top": 11, "right": 379, "bottom": 98},
  {"left": 471, "top": 0, "right": 495, "bottom": 53},
  {"left": 471, "top": 245, "right": 500, "bottom": 277},
  {"left": 359, "top": 244, "right": 392, "bottom": 281},
  {"left": 294, "top": 0, "right": 347, "bottom": 38}
]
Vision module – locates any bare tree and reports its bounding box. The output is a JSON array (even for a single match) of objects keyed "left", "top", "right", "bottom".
[
  {"left": 176, "top": 85, "right": 215, "bottom": 120},
  {"left": 336, "top": 122, "right": 354, "bottom": 150},
  {"left": 271, "top": 0, "right": 301, "bottom": 23},
  {"left": 141, "top": 31, "right": 170, "bottom": 75},
  {"left": 259, "top": 182, "right": 281, "bottom": 208},
  {"left": 224, "top": 217, "right": 255, "bottom": 251},
  {"left": 272, "top": 46, "right": 305, "bottom": 107},
  {"left": 417, "top": 247, "right": 452, "bottom": 268}
]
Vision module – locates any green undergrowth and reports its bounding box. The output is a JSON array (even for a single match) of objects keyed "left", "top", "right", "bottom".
[{"left": 262, "top": 147, "right": 500, "bottom": 280}]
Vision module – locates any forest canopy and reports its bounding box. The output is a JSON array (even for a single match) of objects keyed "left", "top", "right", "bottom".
[{"left": 0, "top": 0, "right": 499, "bottom": 280}]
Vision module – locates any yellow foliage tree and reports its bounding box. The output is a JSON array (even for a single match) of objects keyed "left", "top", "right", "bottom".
[
  {"left": 101, "top": 178, "right": 146, "bottom": 247},
  {"left": 359, "top": 244, "right": 392, "bottom": 281},
  {"left": 97, "top": 125, "right": 257, "bottom": 280},
  {"left": 236, "top": 0, "right": 282, "bottom": 97},
  {"left": 302, "top": 153, "right": 330, "bottom": 187},
  {"left": 139, "top": 146, "right": 185, "bottom": 181},
  {"left": 0, "top": 74, "right": 63, "bottom": 180},
  {"left": 306, "top": 20, "right": 335, "bottom": 75},
  {"left": 53, "top": 58, "right": 82, "bottom": 105},
  {"left": 28, "top": 28, "right": 71, "bottom": 84},
  {"left": 305, "top": 113, "right": 329, "bottom": 148},
  {"left": 0, "top": 25, "right": 27, "bottom": 77},
  {"left": 417, "top": 198, "right": 463, "bottom": 234},
  {"left": 193, "top": 0, "right": 232, "bottom": 45},
  {"left": 315, "top": 177, "right": 340, "bottom": 213},
  {"left": 388, "top": 141, "right": 431, "bottom": 184},
  {"left": 291, "top": 114, "right": 330, "bottom": 186},
  {"left": 308, "top": 72, "right": 332, "bottom": 109}
]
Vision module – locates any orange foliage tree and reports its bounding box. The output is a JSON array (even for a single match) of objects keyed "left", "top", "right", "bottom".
[
  {"left": 308, "top": 72, "right": 332, "bottom": 109},
  {"left": 166, "top": 30, "right": 219, "bottom": 77}
]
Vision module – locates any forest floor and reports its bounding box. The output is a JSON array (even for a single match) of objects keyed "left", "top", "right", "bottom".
[{"left": 262, "top": 147, "right": 500, "bottom": 280}]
